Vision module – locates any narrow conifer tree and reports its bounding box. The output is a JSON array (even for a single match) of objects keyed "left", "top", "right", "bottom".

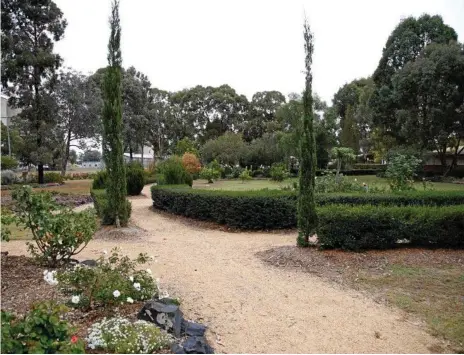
[
  {"left": 102, "top": 0, "right": 128, "bottom": 227},
  {"left": 297, "top": 18, "right": 318, "bottom": 247}
]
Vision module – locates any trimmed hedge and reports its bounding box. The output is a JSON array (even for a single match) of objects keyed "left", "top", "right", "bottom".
[
  {"left": 318, "top": 205, "right": 464, "bottom": 250},
  {"left": 151, "top": 185, "right": 464, "bottom": 249},
  {"left": 91, "top": 189, "right": 132, "bottom": 225}
]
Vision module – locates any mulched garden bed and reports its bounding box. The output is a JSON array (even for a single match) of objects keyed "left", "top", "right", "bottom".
[
  {"left": 257, "top": 246, "right": 464, "bottom": 286},
  {"left": 1, "top": 192, "right": 92, "bottom": 210},
  {"left": 1, "top": 255, "right": 145, "bottom": 343}
]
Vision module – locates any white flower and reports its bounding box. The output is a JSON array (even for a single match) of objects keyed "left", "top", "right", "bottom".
[
  {"left": 133, "top": 282, "right": 141, "bottom": 291},
  {"left": 146, "top": 268, "right": 152, "bottom": 275},
  {"left": 58, "top": 239, "right": 63, "bottom": 245},
  {"left": 102, "top": 250, "right": 107, "bottom": 255},
  {"left": 354, "top": 178, "right": 358, "bottom": 182},
  {"left": 43, "top": 271, "right": 58, "bottom": 286},
  {"left": 126, "top": 297, "right": 134, "bottom": 304},
  {"left": 113, "top": 290, "right": 121, "bottom": 298},
  {"left": 71, "top": 295, "right": 80, "bottom": 304},
  {"left": 43, "top": 270, "right": 48, "bottom": 276},
  {"left": 129, "top": 276, "right": 134, "bottom": 282}
]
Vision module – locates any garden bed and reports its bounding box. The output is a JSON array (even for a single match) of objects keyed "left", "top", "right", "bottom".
[{"left": 257, "top": 246, "right": 464, "bottom": 352}]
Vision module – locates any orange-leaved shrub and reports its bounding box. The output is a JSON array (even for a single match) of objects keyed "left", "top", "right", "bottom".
[{"left": 182, "top": 153, "right": 201, "bottom": 174}]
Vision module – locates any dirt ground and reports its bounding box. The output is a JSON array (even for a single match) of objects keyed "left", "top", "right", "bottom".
[{"left": 1, "top": 185, "right": 445, "bottom": 354}]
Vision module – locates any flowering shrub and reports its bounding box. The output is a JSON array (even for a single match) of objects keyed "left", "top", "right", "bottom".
[
  {"left": 86, "top": 317, "right": 171, "bottom": 353},
  {"left": 57, "top": 248, "right": 157, "bottom": 310},
  {"left": 10, "top": 186, "right": 97, "bottom": 266},
  {"left": 314, "top": 170, "right": 386, "bottom": 193},
  {"left": 1, "top": 302, "right": 85, "bottom": 354}
]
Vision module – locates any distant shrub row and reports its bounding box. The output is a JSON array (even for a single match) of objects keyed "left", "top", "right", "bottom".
[{"left": 151, "top": 185, "right": 464, "bottom": 250}]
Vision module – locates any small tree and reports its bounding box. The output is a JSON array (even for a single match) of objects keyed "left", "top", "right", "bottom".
[
  {"left": 101, "top": 0, "right": 129, "bottom": 227},
  {"left": 239, "top": 168, "right": 252, "bottom": 183},
  {"left": 331, "top": 147, "right": 356, "bottom": 178},
  {"left": 385, "top": 154, "right": 422, "bottom": 191},
  {"left": 297, "top": 18, "right": 318, "bottom": 247},
  {"left": 182, "top": 152, "right": 201, "bottom": 174}
]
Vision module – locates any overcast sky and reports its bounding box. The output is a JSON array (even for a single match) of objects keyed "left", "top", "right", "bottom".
[{"left": 54, "top": 0, "right": 464, "bottom": 105}]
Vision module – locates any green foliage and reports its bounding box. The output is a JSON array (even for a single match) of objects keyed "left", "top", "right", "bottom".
[
  {"left": 1, "top": 155, "right": 18, "bottom": 170},
  {"left": 152, "top": 185, "right": 464, "bottom": 230},
  {"left": 200, "top": 132, "right": 246, "bottom": 166},
  {"left": 126, "top": 161, "right": 144, "bottom": 195},
  {"left": 1, "top": 302, "right": 85, "bottom": 354},
  {"left": 199, "top": 167, "right": 221, "bottom": 183},
  {"left": 339, "top": 105, "right": 359, "bottom": 153},
  {"left": 157, "top": 156, "right": 189, "bottom": 185},
  {"left": 101, "top": 0, "right": 129, "bottom": 227},
  {"left": 86, "top": 317, "right": 171, "bottom": 353},
  {"left": 10, "top": 186, "right": 96, "bottom": 266},
  {"left": 314, "top": 171, "right": 385, "bottom": 193},
  {"left": 385, "top": 154, "right": 422, "bottom": 191},
  {"left": 270, "top": 163, "right": 288, "bottom": 182},
  {"left": 298, "top": 19, "right": 318, "bottom": 246},
  {"left": 318, "top": 204, "right": 464, "bottom": 250},
  {"left": 152, "top": 185, "right": 296, "bottom": 230},
  {"left": 92, "top": 170, "right": 108, "bottom": 189},
  {"left": 91, "top": 189, "right": 132, "bottom": 226},
  {"left": 57, "top": 248, "right": 156, "bottom": 310},
  {"left": 239, "top": 168, "right": 252, "bottom": 183},
  {"left": 331, "top": 147, "right": 357, "bottom": 174},
  {"left": 1, "top": 169, "right": 18, "bottom": 185},
  {"left": 175, "top": 137, "right": 198, "bottom": 156}
]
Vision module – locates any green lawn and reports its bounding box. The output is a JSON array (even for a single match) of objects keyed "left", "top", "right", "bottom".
[{"left": 193, "top": 176, "right": 464, "bottom": 192}]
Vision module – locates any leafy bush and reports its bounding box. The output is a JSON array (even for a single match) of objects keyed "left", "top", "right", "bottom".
[
  {"left": 44, "top": 172, "right": 64, "bottom": 184},
  {"left": 385, "top": 154, "right": 422, "bottom": 191},
  {"left": 353, "top": 163, "right": 385, "bottom": 170},
  {"left": 1, "top": 169, "right": 18, "bottom": 185},
  {"left": 315, "top": 171, "right": 386, "bottom": 193},
  {"left": 151, "top": 185, "right": 464, "bottom": 230},
  {"left": 157, "top": 156, "right": 189, "bottom": 185},
  {"left": 92, "top": 170, "right": 108, "bottom": 189},
  {"left": 126, "top": 161, "right": 145, "bottom": 196},
  {"left": 57, "top": 248, "right": 157, "bottom": 310},
  {"left": 239, "top": 168, "right": 252, "bottom": 182},
  {"left": 318, "top": 204, "right": 464, "bottom": 250},
  {"left": 199, "top": 167, "right": 221, "bottom": 183},
  {"left": 9, "top": 186, "right": 96, "bottom": 266},
  {"left": 1, "top": 155, "right": 18, "bottom": 170},
  {"left": 91, "top": 189, "right": 132, "bottom": 225},
  {"left": 86, "top": 317, "right": 171, "bottom": 353},
  {"left": 270, "top": 163, "right": 288, "bottom": 182},
  {"left": 182, "top": 152, "right": 201, "bottom": 174},
  {"left": 1, "top": 302, "right": 85, "bottom": 354}
]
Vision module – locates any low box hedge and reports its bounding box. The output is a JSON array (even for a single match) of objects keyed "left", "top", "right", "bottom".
[
  {"left": 318, "top": 205, "right": 464, "bottom": 250},
  {"left": 90, "top": 189, "right": 132, "bottom": 225},
  {"left": 151, "top": 185, "right": 464, "bottom": 249}
]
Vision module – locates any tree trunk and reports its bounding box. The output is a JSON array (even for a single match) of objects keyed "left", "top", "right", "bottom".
[
  {"left": 129, "top": 145, "right": 133, "bottom": 161},
  {"left": 61, "top": 128, "right": 72, "bottom": 177},
  {"left": 141, "top": 144, "right": 144, "bottom": 168},
  {"left": 38, "top": 164, "right": 44, "bottom": 184}
]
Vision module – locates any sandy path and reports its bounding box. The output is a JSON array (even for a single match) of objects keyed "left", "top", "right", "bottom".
[{"left": 2, "top": 186, "right": 437, "bottom": 353}]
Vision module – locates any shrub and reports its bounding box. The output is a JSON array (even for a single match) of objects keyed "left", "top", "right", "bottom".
[
  {"left": 44, "top": 172, "right": 64, "bottom": 184},
  {"left": 182, "top": 152, "right": 201, "bottom": 175},
  {"left": 270, "top": 163, "right": 288, "bottom": 182},
  {"left": 91, "top": 189, "right": 132, "bottom": 225},
  {"left": 0, "top": 155, "right": 18, "bottom": 170},
  {"left": 86, "top": 317, "right": 171, "bottom": 353},
  {"left": 229, "top": 166, "right": 244, "bottom": 179},
  {"left": 353, "top": 163, "right": 385, "bottom": 170},
  {"left": 239, "top": 168, "right": 252, "bottom": 183},
  {"left": 157, "top": 156, "right": 188, "bottom": 185},
  {"left": 318, "top": 205, "right": 464, "bottom": 250},
  {"left": 199, "top": 167, "right": 221, "bottom": 183},
  {"left": 92, "top": 170, "right": 108, "bottom": 190},
  {"left": 1, "top": 302, "right": 85, "bottom": 354},
  {"left": 10, "top": 186, "right": 97, "bottom": 266},
  {"left": 57, "top": 248, "right": 157, "bottom": 310},
  {"left": 126, "top": 161, "right": 145, "bottom": 196},
  {"left": 151, "top": 185, "right": 464, "bottom": 231},
  {"left": 385, "top": 154, "right": 422, "bottom": 191},
  {"left": 1, "top": 169, "right": 17, "bottom": 185}
]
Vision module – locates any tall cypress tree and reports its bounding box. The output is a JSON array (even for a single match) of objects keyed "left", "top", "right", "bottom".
[
  {"left": 297, "top": 18, "right": 318, "bottom": 247},
  {"left": 102, "top": 0, "right": 128, "bottom": 227}
]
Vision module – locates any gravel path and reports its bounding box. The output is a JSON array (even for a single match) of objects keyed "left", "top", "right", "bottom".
[{"left": 2, "top": 185, "right": 438, "bottom": 353}]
